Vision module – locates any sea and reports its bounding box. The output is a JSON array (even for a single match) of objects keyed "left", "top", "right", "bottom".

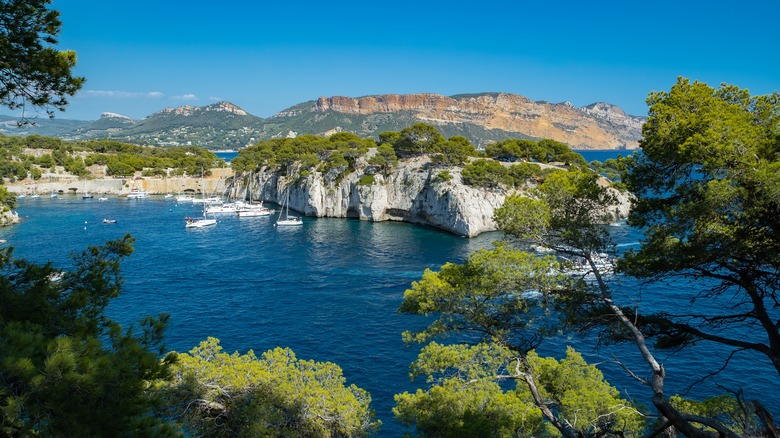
[{"left": 2, "top": 150, "right": 777, "bottom": 435}]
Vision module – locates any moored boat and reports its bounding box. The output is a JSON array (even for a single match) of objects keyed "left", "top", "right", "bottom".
[{"left": 127, "top": 189, "right": 149, "bottom": 199}]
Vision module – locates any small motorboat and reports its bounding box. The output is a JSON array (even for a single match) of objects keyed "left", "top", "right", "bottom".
[{"left": 102, "top": 218, "right": 117, "bottom": 224}]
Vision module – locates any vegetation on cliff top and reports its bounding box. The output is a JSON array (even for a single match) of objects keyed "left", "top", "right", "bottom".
[{"left": 231, "top": 122, "right": 596, "bottom": 190}]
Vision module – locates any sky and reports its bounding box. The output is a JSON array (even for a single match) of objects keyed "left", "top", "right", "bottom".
[{"left": 5, "top": 0, "right": 779, "bottom": 121}]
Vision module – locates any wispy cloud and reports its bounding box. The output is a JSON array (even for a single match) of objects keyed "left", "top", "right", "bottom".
[
  {"left": 173, "top": 93, "right": 198, "bottom": 101},
  {"left": 82, "top": 90, "right": 164, "bottom": 99},
  {"left": 209, "top": 96, "right": 222, "bottom": 101}
]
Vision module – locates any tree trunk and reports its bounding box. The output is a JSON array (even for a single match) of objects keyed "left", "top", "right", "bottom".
[{"left": 586, "top": 255, "right": 738, "bottom": 438}]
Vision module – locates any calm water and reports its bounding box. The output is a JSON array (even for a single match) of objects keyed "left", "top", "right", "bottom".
[
  {"left": 3, "top": 197, "right": 498, "bottom": 435},
  {"left": 4, "top": 179, "right": 777, "bottom": 434}
]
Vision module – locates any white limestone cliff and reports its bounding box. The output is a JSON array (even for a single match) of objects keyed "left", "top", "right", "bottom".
[
  {"left": 0, "top": 209, "right": 20, "bottom": 227},
  {"left": 229, "top": 157, "right": 631, "bottom": 237}
]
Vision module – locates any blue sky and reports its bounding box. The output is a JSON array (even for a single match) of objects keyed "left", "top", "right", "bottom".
[{"left": 6, "top": 0, "right": 779, "bottom": 120}]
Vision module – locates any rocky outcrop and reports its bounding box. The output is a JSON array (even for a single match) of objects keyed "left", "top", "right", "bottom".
[
  {"left": 228, "top": 157, "right": 630, "bottom": 237},
  {"left": 0, "top": 209, "right": 20, "bottom": 227},
  {"left": 310, "top": 93, "right": 644, "bottom": 150},
  {"left": 157, "top": 101, "right": 249, "bottom": 117}
]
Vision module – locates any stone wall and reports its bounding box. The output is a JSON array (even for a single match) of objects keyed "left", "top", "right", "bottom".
[{"left": 4, "top": 168, "right": 234, "bottom": 197}]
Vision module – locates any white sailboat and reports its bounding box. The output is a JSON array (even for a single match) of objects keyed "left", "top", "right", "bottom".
[
  {"left": 82, "top": 178, "right": 93, "bottom": 199},
  {"left": 238, "top": 171, "right": 272, "bottom": 217},
  {"left": 185, "top": 171, "right": 217, "bottom": 228},
  {"left": 275, "top": 183, "right": 302, "bottom": 227},
  {"left": 30, "top": 176, "right": 40, "bottom": 198},
  {"left": 49, "top": 175, "right": 57, "bottom": 198}
]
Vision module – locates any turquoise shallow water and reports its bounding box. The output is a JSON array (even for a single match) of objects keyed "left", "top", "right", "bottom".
[{"left": 4, "top": 178, "right": 778, "bottom": 434}]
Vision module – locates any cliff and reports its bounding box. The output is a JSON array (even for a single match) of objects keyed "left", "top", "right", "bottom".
[
  {"left": 306, "top": 93, "right": 643, "bottom": 149},
  {"left": 228, "top": 156, "right": 630, "bottom": 237},
  {"left": 0, "top": 209, "right": 20, "bottom": 227},
  {"left": 6, "top": 93, "right": 643, "bottom": 150}
]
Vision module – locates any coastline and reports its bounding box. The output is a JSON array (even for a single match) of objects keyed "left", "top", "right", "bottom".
[{"left": 4, "top": 168, "right": 234, "bottom": 197}]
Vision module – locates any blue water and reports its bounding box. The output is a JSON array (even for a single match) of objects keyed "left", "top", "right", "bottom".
[
  {"left": 575, "top": 149, "right": 636, "bottom": 162},
  {"left": 3, "top": 196, "right": 777, "bottom": 434}
]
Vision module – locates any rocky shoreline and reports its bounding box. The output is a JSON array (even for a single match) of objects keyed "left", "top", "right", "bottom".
[
  {"left": 0, "top": 209, "right": 20, "bottom": 227},
  {"left": 227, "top": 157, "right": 631, "bottom": 237},
  {"left": 4, "top": 162, "right": 630, "bottom": 237}
]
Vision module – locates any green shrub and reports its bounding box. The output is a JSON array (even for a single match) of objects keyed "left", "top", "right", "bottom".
[
  {"left": 462, "top": 159, "right": 513, "bottom": 188},
  {"left": 509, "top": 162, "right": 542, "bottom": 185},
  {"left": 434, "top": 170, "right": 452, "bottom": 183},
  {"left": 357, "top": 174, "right": 376, "bottom": 186}
]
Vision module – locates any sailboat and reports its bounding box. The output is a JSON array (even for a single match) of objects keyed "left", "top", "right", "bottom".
[
  {"left": 49, "top": 175, "right": 57, "bottom": 198},
  {"left": 185, "top": 171, "right": 217, "bottom": 228},
  {"left": 275, "top": 182, "right": 302, "bottom": 226},
  {"left": 81, "top": 178, "right": 93, "bottom": 199},
  {"left": 238, "top": 171, "right": 271, "bottom": 217},
  {"left": 30, "top": 182, "right": 40, "bottom": 199},
  {"left": 163, "top": 176, "right": 173, "bottom": 198}
]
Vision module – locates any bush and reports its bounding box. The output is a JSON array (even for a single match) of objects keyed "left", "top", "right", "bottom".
[
  {"left": 509, "top": 162, "right": 541, "bottom": 185},
  {"left": 155, "top": 338, "right": 380, "bottom": 437},
  {"left": 106, "top": 159, "right": 136, "bottom": 177},
  {"left": 462, "top": 159, "right": 513, "bottom": 188},
  {"left": 357, "top": 174, "right": 376, "bottom": 186},
  {"left": 434, "top": 170, "right": 452, "bottom": 183}
]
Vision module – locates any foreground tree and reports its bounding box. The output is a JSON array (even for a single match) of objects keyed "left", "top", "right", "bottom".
[
  {"left": 0, "top": 235, "right": 177, "bottom": 436},
  {"left": 624, "top": 78, "right": 780, "bottom": 379},
  {"left": 496, "top": 150, "right": 774, "bottom": 435},
  {"left": 397, "top": 246, "right": 646, "bottom": 437},
  {"left": 156, "top": 337, "right": 380, "bottom": 437},
  {"left": 0, "top": 0, "right": 84, "bottom": 119}
]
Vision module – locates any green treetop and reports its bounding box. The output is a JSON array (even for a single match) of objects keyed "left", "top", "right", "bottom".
[
  {"left": 622, "top": 79, "right": 780, "bottom": 378},
  {"left": 397, "top": 245, "right": 646, "bottom": 437},
  {"left": 0, "top": 0, "right": 84, "bottom": 120},
  {"left": 155, "top": 337, "right": 380, "bottom": 437},
  {"left": 0, "top": 235, "right": 177, "bottom": 436},
  {"left": 492, "top": 79, "right": 779, "bottom": 436}
]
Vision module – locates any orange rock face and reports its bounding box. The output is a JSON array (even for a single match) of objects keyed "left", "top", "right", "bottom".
[{"left": 313, "top": 93, "right": 643, "bottom": 149}]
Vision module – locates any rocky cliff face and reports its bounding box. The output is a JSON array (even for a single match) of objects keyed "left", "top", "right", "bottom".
[
  {"left": 0, "top": 209, "right": 20, "bottom": 227},
  {"left": 157, "top": 101, "right": 249, "bottom": 117},
  {"left": 310, "top": 93, "right": 644, "bottom": 150},
  {"left": 228, "top": 157, "right": 629, "bottom": 237}
]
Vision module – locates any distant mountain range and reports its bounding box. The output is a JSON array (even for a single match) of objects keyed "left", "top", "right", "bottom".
[{"left": 0, "top": 93, "right": 645, "bottom": 150}]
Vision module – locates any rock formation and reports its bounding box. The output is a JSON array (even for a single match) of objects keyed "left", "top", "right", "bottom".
[
  {"left": 0, "top": 209, "right": 20, "bottom": 227},
  {"left": 228, "top": 156, "right": 630, "bottom": 237},
  {"left": 157, "top": 101, "right": 249, "bottom": 117},
  {"left": 307, "top": 93, "right": 644, "bottom": 150}
]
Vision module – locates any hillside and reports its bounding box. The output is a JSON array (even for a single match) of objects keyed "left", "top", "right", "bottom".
[
  {"left": 64, "top": 101, "right": 265, "bottom": 149},
  {"left": 0, "top": 115, "right": 88, "bottom": 137},
  {"left": 282, "top": 93, "right": 643, "bottom": 149},
  {"left": 0, "top": 93, "right": 645, "bottom": 150}
]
